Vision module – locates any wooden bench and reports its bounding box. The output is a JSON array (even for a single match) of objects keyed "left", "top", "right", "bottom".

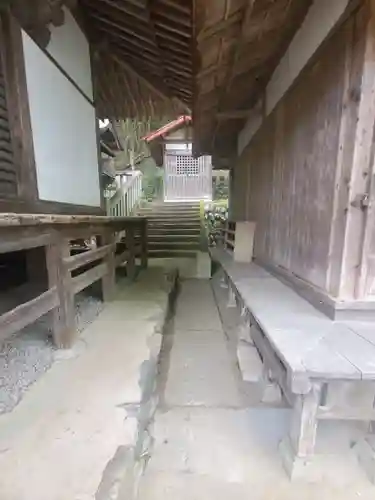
[{"left": 210, "top": 247, "right": 375, "bottom": 481}]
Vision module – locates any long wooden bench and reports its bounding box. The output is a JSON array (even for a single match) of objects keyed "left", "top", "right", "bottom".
[{"left": 210, "top": 247, "right": 375, "bottom": 481}]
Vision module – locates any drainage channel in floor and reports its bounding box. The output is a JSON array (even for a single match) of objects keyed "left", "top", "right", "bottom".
[{"left": 135, "top": 273, "right": 292, "bottom": 500}]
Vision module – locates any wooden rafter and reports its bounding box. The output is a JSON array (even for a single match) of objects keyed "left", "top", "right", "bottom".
[
  {"left": 216, "top": 109, "right": 254, "bottom": 120},
  {"left": 197, "top": 10, "right": 242, "bottom": 44},
  {"left": 158, "top": 0, "right": 190, "bottom": 15},
  {"left": 111, "top": 52, "right": 190, "bottom": 114},
  {"left": 83, "top": 0, "right": 147, "bottom": 23},
  {"left": 89, "top": 11, "right": 156, "bottom": 46},
  {"left": 154, "top": 9, "right": 191, "bottom": 28},
  {"left": 211, "top": 0, "right": 257, "bottom": 151}
]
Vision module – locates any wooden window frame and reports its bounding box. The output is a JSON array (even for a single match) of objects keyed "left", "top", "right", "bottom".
[{"left": 0, "top": 10, "right": 38, "bottom": 207}]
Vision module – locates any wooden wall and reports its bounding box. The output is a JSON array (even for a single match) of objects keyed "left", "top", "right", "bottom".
[
  {"left": 230, "top": 154, "right": 250, "bottom": 221},
  {"left": 240, "top": 6, "right": 368, "bottom": 297}
]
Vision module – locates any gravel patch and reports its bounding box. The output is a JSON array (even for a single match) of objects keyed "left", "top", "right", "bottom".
[{"left": 0, "top": 293, "right": 103, "bottom": 414}]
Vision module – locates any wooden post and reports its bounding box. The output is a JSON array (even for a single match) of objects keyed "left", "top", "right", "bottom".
[
  {"left": 279, "top": 383, "right": 321, "bottom": 478},
  {"left": 126, "top": 225, "right": 137, "bottom": 280},
  {"left": 101, "top": 229, "right": 116, "bottom": 301},
  {"left": 328, "top": 6, "right": 375, "bottom": 300},
  {"left": 140, "top": 219, "right": 148, "bottom": 269},
  {"left": 234, "top": 221, "right": 256, "bottom": 263},
  {"left": 227, "top": 285, "right": 236, "bottom": 308},
  {"left": 46, "top": 237, "right": 76, "bottom": 349}
]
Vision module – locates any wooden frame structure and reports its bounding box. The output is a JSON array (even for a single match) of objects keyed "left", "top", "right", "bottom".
[
  {"left": 212, "top": 246, "right": 375, "bottom": 481},
  {"left": 228, "top": 1, "right": 375, "bottom": 319},
  {"left": 0, "top": 215, "right": 148, "bottom": 348}
]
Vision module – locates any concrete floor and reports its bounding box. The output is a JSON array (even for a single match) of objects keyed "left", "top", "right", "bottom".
[
  {"left": 137, "top": 275, "right": 375, "bottom": 500},
  {"left": 0, "top": 268, "right": 172, "bottom": 500},
  {"left": 2, "top": 264, "right": 375, "bottom": 500}
]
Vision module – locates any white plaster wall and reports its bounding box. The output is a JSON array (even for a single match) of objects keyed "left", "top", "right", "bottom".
[
  {"left": 22, "top": 31, "right": 101, "bottom": 207},
  {"left": 237, "top": 0, "right": 350, "bottom": 154},
  {"left": 47, "top": 8, "right": 93, "bottom": 100}
]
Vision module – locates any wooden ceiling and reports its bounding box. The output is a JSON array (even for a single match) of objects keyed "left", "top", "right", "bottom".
[
  {"left": 7, "top": 0, "right": 313, "bottom": 159},
  {"left": 194, "top": 0, "right": 313, "bottom": 158},
  {"left": 80, "top": 0, "right": 194, "bottom": 120}
]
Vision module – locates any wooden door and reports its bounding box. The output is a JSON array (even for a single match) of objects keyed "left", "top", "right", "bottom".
[{"left": 164, "top": 153, "right": 212, "bottom": 201}]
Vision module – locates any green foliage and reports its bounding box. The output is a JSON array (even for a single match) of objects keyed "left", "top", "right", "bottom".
[
  {"left": 113, "top": 117, "right": 170, "bottom": 172},
  {"left": 204, "top": 204, "right": 228, "bottom": 247},
  {"left": 137, "top": 157, "right": 164, "bottom": 201},
  {"left": 213, "top": 176, "right": 229, "bottom": 200}
]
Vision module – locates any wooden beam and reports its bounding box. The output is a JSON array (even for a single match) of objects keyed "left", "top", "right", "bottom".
[
  {"left": 125, "top": 225, "right": 136, "bottom": 280},
  {"left": 355, "top": 0, "right": 375, "bottom": 298},
  {"left": 64, "top": 243, "right": 113, "bottom": 271},
  {"left": 197, "top": 10, "right": 242, "bottom": 44},
  {"left": 212, "top": 0, "right": 257, "bottom": 151},
  {"left": 101, "top": 229, "right": 116, "bottom": 301},
  {"left": 94, "top": 25, "right": 159, "bottom": 55},
  {"left": 217, "top": 109, "right": 254, "bottom": 120},
  {"left": 111, "top": 52, "right": 191, "bottom": 113},
  {"left": 72, "top": 262, "right": 108, "bottom": 294},
  {"left": 0, "top": 232, "right": 51, "bottom": 254},
  {"left": 154, "top": 9, "right": 191, "bottom": 28},
  {"left": 89, "top": 11, "right": 156, "bottom": 47},
  {"left": 158, "top": 0, "right": 190, "bottom": 15},
  {"left": 154, "top": 19, "right": 191, "bottom": 38},
  {"left": 83, "top": 0, "right": 147, "bottom": 23},
  {"left": 111, "top": 52, "right": 169, "bottom": 102},
  {"left": 0, "top": 287, "right": 59, "bottom": 343}
]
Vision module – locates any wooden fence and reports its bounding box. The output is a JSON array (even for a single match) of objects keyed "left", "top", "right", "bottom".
[{"left": 0, "top": 214, "right": 148, "bottom": 348}]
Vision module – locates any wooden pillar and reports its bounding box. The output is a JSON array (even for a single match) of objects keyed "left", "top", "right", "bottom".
[
  {"left": 327, "top": 5, "right": 375, "bottom": 300},
  {"left": 46, "top": 237, "right": 75, "bottom": 349},
  {"left": 101, "top": 229, "right": 116, "bottom": 301},
  {"left": 279, "top": 383, "right": 321, "bottom": 478},
  {"left": 234, "top": 222, "right": 256, "bottom": 263},
  {"left": 140, "top": 219, "right": 148, "bottom": 269},
  {"left": 126, "top": 225, "right": 136, "bottom": 281},
  {"left": 227, "top": 285, "right": 236, "bottom": 308}
]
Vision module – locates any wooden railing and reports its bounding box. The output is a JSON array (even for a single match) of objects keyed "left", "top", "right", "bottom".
[
  {"left": 0, "top": 214, "right": 148, "bottom": 349},
  {"left": 220, "top": 220, "right": 236, "bottom": 253},
  {"left": 108, "top": 172, "right": 143, "bottom": 217}
]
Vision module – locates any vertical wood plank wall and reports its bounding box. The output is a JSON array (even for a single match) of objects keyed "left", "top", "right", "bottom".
[{"left": 238, "top": 6, "right": 370, "bottom": 299}]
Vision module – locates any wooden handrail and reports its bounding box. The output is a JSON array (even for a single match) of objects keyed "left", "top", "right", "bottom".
[
  {"left": 108, "top": 172, "right": 143, "bottom": 217},
  {"left": 0, "top": 215, "right": 149, "bottom": 348},
  {"left": 220, "top": 220, "right": 236, "bottom": 253}
]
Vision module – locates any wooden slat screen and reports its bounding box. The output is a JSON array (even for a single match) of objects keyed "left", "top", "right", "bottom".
[{"left": 0, "top": 50, "right": 17, "bottom": 197}]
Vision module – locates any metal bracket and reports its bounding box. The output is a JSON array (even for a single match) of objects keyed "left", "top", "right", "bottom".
[{"left": 351, "top": 193, "right": 370, "bottom": 211}]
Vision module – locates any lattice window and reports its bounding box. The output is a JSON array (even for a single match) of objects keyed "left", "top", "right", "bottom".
[
  {"left": 176, "top": 155, "right": 199, "bottom": 175},
  {"left": 0, "top": 20, "right": 17, "bottom": 198}
]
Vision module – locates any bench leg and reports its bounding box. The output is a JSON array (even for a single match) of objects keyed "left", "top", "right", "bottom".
[
  {"left": 279, "top": 383, "right": 321, "bottom": 479},
  {"left": 227, "top": 286, "right": 236, "bottom": 308},
  {"left": 46, "top": 240, "right": 76, "bottom": 349},
  {"left": 219, "top": 272, "right": 228, "bottom": 289},
  {"left": 355, "top": 390, "right": 375, "bottom": 484}
]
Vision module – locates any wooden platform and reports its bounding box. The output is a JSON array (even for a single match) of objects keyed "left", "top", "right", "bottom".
[
  {"left": 210, "top": 247, "right": 375, "bottom": 482},
  {"left": 0, "top": 214, "right": 148, "bottom": 348}
]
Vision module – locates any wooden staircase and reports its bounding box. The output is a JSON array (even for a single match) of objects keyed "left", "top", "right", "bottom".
[{"left": 137, "top": 202, "right": 202, "bottom": 258}]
